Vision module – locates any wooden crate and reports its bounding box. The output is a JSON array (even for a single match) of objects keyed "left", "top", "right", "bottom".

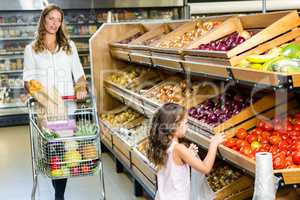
[
  {"left": 109, "top": 25, "right": 146, "bottom": 61},
  {"left": 132, "top": 166, "right": 156, "bottom": 195},
  {"left": 223, "top": 187, "right": 254, "bottom": 200},
  {"left": 131, "top": 148, "right": 157, "bottom": 185},
  {"left": 219, "top": 99, "right": 300, "bottom": 184},
  {"left": 114, "top": 146, "right": 131, "bottom": 169},
  {"left": 183, "top": 11, "right": 300, "bottom": 66},
  {"left": 187, "top": 17, "right": 244, "bottom": 50},
  {"left": 214, "top": 176, "right": 253, "bottom": 200},
  {"left": 182, "top": 59, "right": 229, "bottom": 79},
  {"left": 230, "top": 66, "right": 300, "bottom": 88},
  {"left": 112, "top": 134, "right": 132, "bottom": 160},
  {"left": 189, "top": 92, "right": 289, "bottom": 136}
]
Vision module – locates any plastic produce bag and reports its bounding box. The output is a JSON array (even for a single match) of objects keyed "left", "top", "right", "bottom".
[{"left": 190, "top": 166, "right": 215, "bottom": 200}]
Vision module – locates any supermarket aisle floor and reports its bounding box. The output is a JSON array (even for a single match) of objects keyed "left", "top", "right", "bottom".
[{"left": 0, "top": 125, "right": 145, "bottom": 200}]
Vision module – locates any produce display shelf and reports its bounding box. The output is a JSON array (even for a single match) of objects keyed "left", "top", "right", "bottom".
[
  {"left": 112, "top": 51, "right": 300, "bottom": 90},
  {"left": 99, "top": 119, "right": 156, "bottom": 199}
]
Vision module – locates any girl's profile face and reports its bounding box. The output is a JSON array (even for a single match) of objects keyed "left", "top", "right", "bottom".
[
  {"left": 175, "top": 114, "right": 188, "bottom": 138},
  {"left": 44, "top": 9, "right": 62, "bottom": 34}
]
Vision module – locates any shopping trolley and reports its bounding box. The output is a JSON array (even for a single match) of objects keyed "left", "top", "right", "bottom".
[{"left": 27, "top": 95, "right": 105, "bottom": 200}]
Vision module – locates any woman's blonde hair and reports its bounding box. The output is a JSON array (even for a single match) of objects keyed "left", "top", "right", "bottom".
[{"left": 33, "top": 4, "right": 72, "bottom": 54}]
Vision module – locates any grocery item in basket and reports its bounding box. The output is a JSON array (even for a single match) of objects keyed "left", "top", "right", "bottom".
[
  {"left": 81, "top": 144, "right": 97, "bottom": 160},
  {"left": 64, "top": 141, "right": 79, "bottom": 151},
  {"left": 43, "top": 119, "right": 76, "bottom": 137},
  {"left": 207, "top": 165, "right": 242, "bottom": 192},
  {"left": 64, "top": 150, "right": 82, "bottom": 167},
  {"left": 74, "top": 123, "right": 97, "bottom": 136}
]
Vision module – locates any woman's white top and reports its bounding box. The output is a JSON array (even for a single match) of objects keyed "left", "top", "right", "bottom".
[
  {"left": 155, "top": 141, "right": 190, "bottom": 200},
  {"left": 23, "top": 40, "right": 84, "bottom": 97}
]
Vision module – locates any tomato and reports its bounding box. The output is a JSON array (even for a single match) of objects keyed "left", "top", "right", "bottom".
[
  {"left": 50, "top": 156, "right": 60, "bottom": 164},
  {"left": 232, "top": 146, "right": 240, "bottom": 151},
  {"left": 236, "top": 139, "right": 249, "bottom": 149},
  {"left": 274, "top": 123, "right": 282, "bottom": 132},
  {"left": 289, "top": 130, "right": 299, "bottom": 137},
  {"left": 236, "top": 128, "right": 248, "bottom": 140},
  {"left": 291, "top": 142, "right": 300, "bottom": 151},
  {"left": 273, "top": 155, "right": 286, "bottom": 169},
  {"left": 246, "top": 134, "right": 257, "bottom": 144},
  {"left": 287, "top": 122, "right": 294, "bottom": 131},
  {"left": 294, "top": 124, "right": 300, "bottom": 131},
  {"left": 281, "top": 134, "right": 289, "bottom": 140},
  {"left": 285, "top": 156, "right": 294, "bottom": 168},
  {"left": 263, "top": 122, "right": 273, "bottom": 131},
  {"left": 259, "top": 137, "right": 269, "bottom": 144},
  {"left": 270, "top": 146, "right": 279, "bottom": 157},
  {"left": 278, "top": 140, "right": 289, "bottom": 150},
  {"left": 269, "top": 135, "right": 282, "bottom": 145},
  {"left": 240, "top": 145, "right": 253, "bottom": 156},
  {"left": 257, "top": 120, "right": 265, "bottom": 129},
  {"left": 294, "top": 118, "right": 300, "bottom": 125},
  {"left": 292, "top": 150, "right": 300, "bottom": 165},
  {"left": 254, "top": 128, "right": 263, "bottom": 135},
  {"left": 261, "top": 143, "right": 271, "bottom": 151},
  {"left": 224, "top": 138, "right": 237, "bottom": 148},
  {"left": 261, "top": 131, "right": 271, "bottom": 139}
]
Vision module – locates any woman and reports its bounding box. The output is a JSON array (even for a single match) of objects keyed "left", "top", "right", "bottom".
[{"left": 23, "top": 4, "right": 87, "bottom": 200}]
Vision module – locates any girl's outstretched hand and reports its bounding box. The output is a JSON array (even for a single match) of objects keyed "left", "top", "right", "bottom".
[
  {"left": 210, "top": 133, "right": 225, "bottom": 147},
  {"left": 188, "top": 143, "right": 199, "bottom": 157}
]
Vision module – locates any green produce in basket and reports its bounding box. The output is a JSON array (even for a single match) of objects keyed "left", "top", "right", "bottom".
[
  {"left": 74, "top": 123, "right": 97, "bottom": 136},
  {"left": 281, "top": 43, "right": 300, "bottom": 59},
  {"left": 42, "top": 128, "right": 59, "bottom": 139},
  {"left": 64, "top": 150, "right": 82, "bottom": 167}
]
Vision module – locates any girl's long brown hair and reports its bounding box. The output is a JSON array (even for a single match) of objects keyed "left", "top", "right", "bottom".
[
  {"left": 33, "top": 4, "right": 71, "bottom": 54},
  {"left": 147, "top": 103, "right": 186, "bottom": 168}
]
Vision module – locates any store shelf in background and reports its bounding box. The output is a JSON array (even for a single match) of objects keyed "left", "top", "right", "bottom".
[
  {"left": 0, "top": 70, "right": 23, "bottom": 74},
  {"left": 0, "top": 48, "right": 90, "bottom": 57},
  {"left": 0, "top": 100, "right": 25, "bottom": 109}
]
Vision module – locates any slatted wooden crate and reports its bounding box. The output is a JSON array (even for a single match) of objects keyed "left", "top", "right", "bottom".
[{"left": 219, "top": 99, "right": 300, "bottom": 184}]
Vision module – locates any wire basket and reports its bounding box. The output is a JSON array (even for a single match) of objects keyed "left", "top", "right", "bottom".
[{"left": 29, "top": 100, "right": 101, "bottom": 179}]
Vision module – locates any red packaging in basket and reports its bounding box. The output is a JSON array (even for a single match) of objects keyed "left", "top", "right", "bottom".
[{"left": 45, "top": 119, "right": 76, "bottom": 137}]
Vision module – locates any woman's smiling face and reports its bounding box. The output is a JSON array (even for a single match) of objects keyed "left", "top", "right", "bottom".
[{"left": 44, "top": 9, "right": 62, "bottom": 34}]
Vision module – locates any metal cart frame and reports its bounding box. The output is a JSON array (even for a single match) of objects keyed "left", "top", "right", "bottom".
[{"left": 27, "top": 96, "right": 105, "bottom": 200}]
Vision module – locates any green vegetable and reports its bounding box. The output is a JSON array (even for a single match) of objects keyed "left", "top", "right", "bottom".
[
  {"left": 74, "top": 123, "right": 97, "bottom": 136},
  {"left": 43, "top": 128, "right": 59, "bottom": 139},
  {"left": 281, "top": 43, "right": 300, "bottom": 59},
  {"left": 263, "top": 56, "right": 300, "bottom": 73}
]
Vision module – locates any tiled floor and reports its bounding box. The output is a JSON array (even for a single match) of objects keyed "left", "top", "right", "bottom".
[{"left": 0, "top": 125, "right": 145, "bottom": 200}]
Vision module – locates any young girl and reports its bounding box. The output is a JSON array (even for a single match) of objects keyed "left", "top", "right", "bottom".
[{"left": 147, "top": 103, "right": 224, "bottom": 200}]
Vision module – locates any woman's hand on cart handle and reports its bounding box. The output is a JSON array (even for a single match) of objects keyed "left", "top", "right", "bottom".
[{"left": 75, "top": 76, "right": 88, "bottom": 100}]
